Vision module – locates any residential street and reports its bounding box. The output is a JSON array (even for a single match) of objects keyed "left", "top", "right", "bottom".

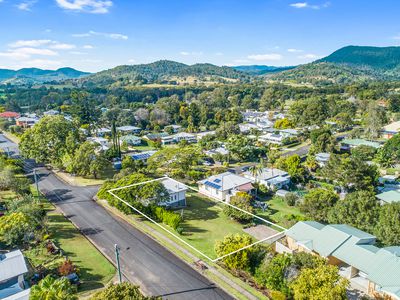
[{"left": 0, "top": 133, "right": 233, "bottom": 300}]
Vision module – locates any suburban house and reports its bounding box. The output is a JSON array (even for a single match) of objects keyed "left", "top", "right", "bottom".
[
  {"left": 120, "top": 135, "right": 142, "bottom": 146},
  {"left": 340, "top": 138, "right": 381, "bottom": 151},
  {"left": 117, "top": 125, "right": 141, "bottom": 135},
  {"left": 242, "top": 110, "right": 267, "bottom": 123},
  {"left": 43, "top": 109, "right": 59, "bottom": 116},
  {"left": 376, "top": 189, "right": 400, "bottom": 205},
  {"left": 204, "top": 146, "right": 230, "bottom": 157},
  {"left": 15, "top": 116, "right": 39, "bottom": 128},
  {"left": 258, "top": 133, "right": 285, "bottom": 145},
  {"left": 0, "top": 112, "right": 20, "bottom": 120},
  {"left": 242, "top": 168, "right": 291, "bottom": 190},
  {"left": 143, "top": 132, "right": 169, "bottom": 142},
  {"left": 196, "top": 131, "right": 216, "bottom": 140},
  {"left": 198, "top": 172, "right": 253, "bottom": 202},
  {"left": 239, "top": 123, "right": 259, "bottom": 134},
  {"left": 160, "top": 178, "right": 188, "bottom": 208},
  {"left": 0, "top": 250, "right": 30, "bottom": 300},
  {"left": 95, "top": 127, "right": 112, "bottom": 137},
  {"left": 164, "top": 124, "right": 181, "bottom": 133},
  {"left": 381, "top": 121, "right": 400, "bottom": 139},
  {"left": 279, "top": 221, "right": 400, "bottom": 300},
  {"left": 315, "top": 152, "right": 331, "bottom": 167},
  {"left": 87, "top": 137, "right": 109, "bottom": 151},
  {"left": 130, "top": 150, "right": 157, "bottom": 162},
  {"left": 161, "top": 132, "right": 197, "bottom": 145}
]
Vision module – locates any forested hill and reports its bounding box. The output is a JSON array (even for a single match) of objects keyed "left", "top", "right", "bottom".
[
  {"left": 233, "top": 65, "right": 295, "bottom": 75},
  {"left": 271, "top": 46, "right": 400, "bottom": 85},
  {"left": 82, "top": 60, "right": 249, "bottom": 86},
  {"left": 319, "top": 46, "right": 400, "bottom": 70},
  {"left": 0, "top": 67, "right": 90, "bottom": 84}
]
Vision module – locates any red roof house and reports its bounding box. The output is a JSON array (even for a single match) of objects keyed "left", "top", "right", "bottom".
[{"left": 0, "top": 111, "right": 21, "bottom": 119}]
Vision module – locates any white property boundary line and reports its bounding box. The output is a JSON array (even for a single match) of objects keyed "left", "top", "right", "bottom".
[{"left": 108, "top": 176, "right": 287, "bottom": 263}]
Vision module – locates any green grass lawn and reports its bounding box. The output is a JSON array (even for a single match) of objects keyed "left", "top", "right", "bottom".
[
  {"left": 3, "top": 187, "right": 115, "bottom": 294},
  {"left": 46, "top": 212, "right": 115, "bottom": 292},
  {"left": 174, "top": 193, "right": 247, "bottom": 259},
  {"left": 257, "top": 196, "right": 305, "bottom": 229}
]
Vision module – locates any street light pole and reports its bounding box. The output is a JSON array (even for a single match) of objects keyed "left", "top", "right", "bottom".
[{"left": 114, "top": 244, "right": 122, "bottom": 283}]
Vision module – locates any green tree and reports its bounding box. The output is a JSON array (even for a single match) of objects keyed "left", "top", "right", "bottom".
[
  {"left": 301, "top": 188, "right": 339, "bottom": 222},
  {"left": 375, "top": 203, "right": 400, "bottom": 246},
  {"left": 71, "top": 142, "right": 110, "bottom": 178},
  {"left": 70, "top": 90, "right": 100, "bottom": 134},
  {"left": 0, "top": 212, "right": 32, "bottom": 246},
  {"left": 276, "top": 154, "right": 306, "bottom": 183},
  {"left": 290, "top": 265, "right": 348, "bottom": 300},
  {"left": 30, "top": 275, "right": 77, "bottom": 300},
  {"left": 223, "top": 192, "right": 254, "bottom": 222},
  {"left": 20, "top": 116, "right": 78, "bottom": 166},
  {"left": 377, "top": 134, "right": 400, "bottom": 167},
  {"left": 255, "top": 254, "right": 292, "bottom": 295},
  {"left": 351, "top": 145, "right": 377, "bottom": 161},
  {"left": 363, "top": 101, "right": 387, "bottom": 139},
  {"left": 215, "top": 234, "right": 255, "bottom": 271},
  {"left": 328, "top": 191, "right": 380, "bottom": 233},
  {"left": 274, "top": 118, "right": 294, "bottom": 129},
  {"left": 90, "top": 283, "right": 159, "bottom": 300}
]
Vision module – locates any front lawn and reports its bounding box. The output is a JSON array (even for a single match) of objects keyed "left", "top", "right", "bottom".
[
  {"left": 170, "top": 192, "right": 248, "bottom": 259},
  {"left": 46, "top": 212, "right": 115, "bottom": 292}
]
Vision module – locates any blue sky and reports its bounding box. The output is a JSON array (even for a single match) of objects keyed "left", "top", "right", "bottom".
[{"left": 0, "top": 0, "right": 400, "bottom": 72}]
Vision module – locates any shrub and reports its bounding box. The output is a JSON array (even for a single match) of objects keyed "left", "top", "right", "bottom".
[
  {"left": 58, "top": 259, "right": 77, "bottom": 276},
  {"left": 270, "top": 290, "right": 287, "bottom": 300},
  {"left": 284, "top": 193, "right": 298, "bottom": 206}
]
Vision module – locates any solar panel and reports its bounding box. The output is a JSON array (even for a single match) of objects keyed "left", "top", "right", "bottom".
[
  {"left": 204, "top": 181, "right": 221, "bottom": 190},
  {"left": 214, "top": 178, "right": 221, "bottom": 183}
]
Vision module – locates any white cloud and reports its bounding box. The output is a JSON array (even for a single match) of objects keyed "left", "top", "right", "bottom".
[
  {"left": 298, "top": 53, "right": 320, "bottom": 59},
  {"left": 290, "top": 2, "right": 308, "bottom": 8},
  {"left": 50, "top": 43, "right": 76, "bottom": 50},
  {"left": 290, "top": 2, "right": 330, "bottom": 9},
  {"left": 72, "top": 30, "right": 128, "bottom": 40},
  {"left": 10, "top": 40, "right": 51, "bottom": 48},
  {"left": 215, "top": 52, "right": 224, "bottom": 56},
  {"left": 287, "top": 48, "right": 303, "bottom": 53},
  {"left": 9, "top": 40, "right": 76, "bottom": 50},
  {"left": 55, "top": 0, "right": 113, "bottom": 14},
  {"left": 128, "top": 59, "right": 136, "bottom": 63},
  {"left": 179, "top": 51, "right": 203, "bottom": 56},
  {"left": 247, "top": 53, "right": 282, "bottom": 61},
  {"left": 83, "top": 44, "right": 94, "bottom": 49},
  {"left": 17, "top": 1, "right": 37, "bottom": 11},
  {"left": 0, "top": 48, "right": 58, "bottom": 60}
]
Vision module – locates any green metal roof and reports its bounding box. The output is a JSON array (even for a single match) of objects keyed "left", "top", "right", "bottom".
[
  {"left": 287, "top": 221, "right": 400, "bottom": 295},
  {"left": 342, "top": 138, "right": 381, "bottom": 149},
  {"left": 376, "top": 190, "right": 400, "bottom": 204}
]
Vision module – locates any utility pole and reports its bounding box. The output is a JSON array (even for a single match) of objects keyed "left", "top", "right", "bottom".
[
  {"left": 114, "top": 244, "right": 122, "bottom": 283},
  {"left": 33, "top": 169, "right": 40, "bottom": 202}
]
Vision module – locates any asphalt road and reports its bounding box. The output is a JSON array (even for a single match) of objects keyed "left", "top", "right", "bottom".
[{"left": 0, "top": 133, "right": 233, "bottom": 300}]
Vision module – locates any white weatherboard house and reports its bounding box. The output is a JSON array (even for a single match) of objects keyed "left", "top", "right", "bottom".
[
  {"left": 160, "top": 178, "right": 188, "bottom": 208},
  {"left": 198, "top": 172, "right": 253, "bottom": 202},
  {"left": 0, "top": 250, "right": 30, "bottom": 300},
  {"left": 242, "top": 168, "right": 291, "bottom": 190}
]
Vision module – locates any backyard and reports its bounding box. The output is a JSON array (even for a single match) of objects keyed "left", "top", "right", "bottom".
[{"left": 256, "top": 196, "right": 305, "bottom": 228}]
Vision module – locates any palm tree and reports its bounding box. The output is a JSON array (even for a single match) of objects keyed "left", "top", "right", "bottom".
[
  {"left": 30, "top": 275, "right": 77, "bottom": 300},
  {"left": 249, "top": 158, "right": 265, "bottom": 198}
]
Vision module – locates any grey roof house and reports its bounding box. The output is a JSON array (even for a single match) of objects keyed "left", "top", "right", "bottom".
[{"left": 0, "top": 250, "right": 30, "bottom": 300}]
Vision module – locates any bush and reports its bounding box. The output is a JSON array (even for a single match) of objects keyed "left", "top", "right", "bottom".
[
  {"left": 270, "top": 290, "right": 287, "bottom": 300},
  {"left": 151, "top": 206, "right": 182, "bottom": 230},
  {"left": 284, "top": 193, "right": 298, "bottom": 206},
  {"left": 58, "top": 259, "right": 78, "bottom": 276}
]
